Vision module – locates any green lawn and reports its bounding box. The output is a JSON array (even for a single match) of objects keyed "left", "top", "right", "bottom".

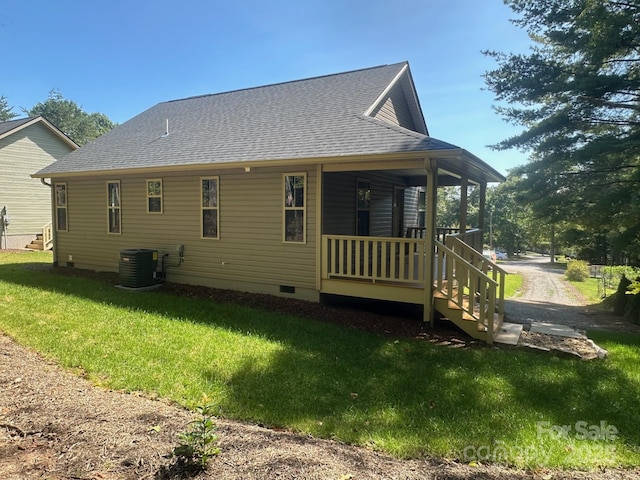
[{"left": 1, "top": 251, "right": 639, "bottom": 469}]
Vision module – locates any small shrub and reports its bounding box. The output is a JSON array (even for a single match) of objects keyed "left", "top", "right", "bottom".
[
  {"left": 624, "top": 278, "right": 640, "bottom": 325},
  {"left": 565, "top": 260, "right": 589, "bottom": 282},
  {"left": 173, "top": 400, "right": 220, "bottom": 469}
]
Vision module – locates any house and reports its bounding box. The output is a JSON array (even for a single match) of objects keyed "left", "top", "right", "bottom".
[
  {"left": 0, "top": 116, "right": 78, "bottom": 250},
  {"left": 33, "top": 62, "right": 508, "bottom": 342}
]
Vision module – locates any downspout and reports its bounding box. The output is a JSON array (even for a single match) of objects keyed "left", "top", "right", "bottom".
[{"left": 41, "top": 178, "right": 57, "bottom": 266}]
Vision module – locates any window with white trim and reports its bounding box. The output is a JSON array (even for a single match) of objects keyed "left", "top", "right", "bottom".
[
  {"left": 146, "top": 179, "right": 163, "bottom": 213},
  {"left": 284, "top": 174, "right": 306, "bottom": 243},
  {"left": 107, "top": 181, "right": 121, "bottom": 234},
  {"left": 201, "top": 177, "right": 219, "bottom": 239},
  {"left": 54, "top": 183, "right": 68, "bottom": 231}
]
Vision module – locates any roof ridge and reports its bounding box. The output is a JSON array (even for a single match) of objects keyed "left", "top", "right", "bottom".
[
  {"left": 163, "top": 61, "right": 409, "bottom": 105},
  {"left": 0, "top": 116, "right": 37, "bottom": 127}
]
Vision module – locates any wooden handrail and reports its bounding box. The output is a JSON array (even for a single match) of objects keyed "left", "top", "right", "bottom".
[
  {"left": 435, "top": 238, "right": 503, "bottom": 344},
  {"left": 42, "top": 222, "right": 53, "bottom": 250}
]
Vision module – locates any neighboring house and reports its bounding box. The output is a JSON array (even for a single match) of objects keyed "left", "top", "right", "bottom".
[
  {"left": 0, "top": 116, "right": 78, "bottom": 249},
  {"left": 34, "top": 62, "right": 508, "bottom": 342}
]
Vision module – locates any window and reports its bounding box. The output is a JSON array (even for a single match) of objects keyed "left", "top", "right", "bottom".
[
  {"left": 54, "top": 183, "right": 67, "bottom": 231},
  {"left": 146, "top": 179, "right": 163, "bottom": 213},
  {"left": 107, "top": 181, "right": 121, "bottom": 234},
  {"left": 284, "top": 174, "right": 305, "bottom": 243},
  {"left": 418, "top": 190, "right": 426, "bottom": 228},
  {"left": 356, "top": 180, "right": 370, "bottom": 236},
  {"left": 201, "top": 177, "right": 219, "bottom": 239}
]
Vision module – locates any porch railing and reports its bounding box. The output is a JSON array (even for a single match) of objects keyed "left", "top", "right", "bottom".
[
  {"left": 446, "top": 228, "right": 483, "bottom": 253},
  {"left": 42, "top": 222, "right": 53, "bottom": 250},
  {"left": 321, "top": 235, "right": 427, "bottom": 284},
  {"left": 434, "top": 236, "right": 506, "bottom": 343}
]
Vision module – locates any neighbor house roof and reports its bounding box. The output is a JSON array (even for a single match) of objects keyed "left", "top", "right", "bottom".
[
  {"left": 0, "top": 116, "right": 79, "bottom": 149},
  {"left": 34, "top": 62, "right": 504, "bottom": 182}
]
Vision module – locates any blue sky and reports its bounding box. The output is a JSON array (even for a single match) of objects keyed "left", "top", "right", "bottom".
[{"left": 1, "top": 1, "right": 532, "bottom": 175}]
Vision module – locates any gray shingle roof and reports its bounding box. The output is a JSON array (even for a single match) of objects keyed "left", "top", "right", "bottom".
[
  {"left": 35, "top": 63, "right": 470, "bottom": 177},
  {"left": 0, "top": 117, "right": 37, "bottom": 137}
]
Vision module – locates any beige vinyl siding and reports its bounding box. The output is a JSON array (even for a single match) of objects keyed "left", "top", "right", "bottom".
[
  {"left": 57, "top": 166, "right": 317, "bottom": 297},
  {"left": 323, "top": 171, "right": 406, "bottom": 237},
  {"left": 0, "top": 122, "right": 74, "bottom": 235},
  {"left": 370, "top": 82, "right": 416, "bottom": 131}
]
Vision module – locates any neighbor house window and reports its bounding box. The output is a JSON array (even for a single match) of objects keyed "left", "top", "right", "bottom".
[
  {"left": 418, "top": 190, "right": 426, "bottom": 228},
  {"left": 146, "top": 179, "right": 163, "bottom": 213},
  {"left": 54, "top": 183, "right": 68, "bottom": 231},
  {"left": 201, "top": 177, "right": 219, "bottom": 239},
  {"left": 284, "top": 173, "right": 306, "bottom": 243},
  {"left": 356, "top": 180, "right": 370, "bottom": 236},
  {"left": 107, "top": 181, "right": 121, "bottom": 234}
]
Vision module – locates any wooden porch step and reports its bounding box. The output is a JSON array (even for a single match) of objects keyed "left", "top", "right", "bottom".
[{"left": 433, "top": 289, "right": 504, "bottom": 341}]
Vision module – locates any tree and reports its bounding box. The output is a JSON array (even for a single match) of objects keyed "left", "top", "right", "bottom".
[
  {"left": 486, "top": 175, "right": 543, "bottom": 256},
  {"left": 25, "top": 90, "right": 116, "bottom": 145},
  {"left": 0, "top": 96, "right": 17, "bottom": 122},
  {"left": 484, "top": 0, "right": 640, "bottom": 264}
]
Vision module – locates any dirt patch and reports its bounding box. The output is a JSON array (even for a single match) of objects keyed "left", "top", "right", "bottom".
[{"left": 1, "top": 261, "right": 639, "bottom": 478}]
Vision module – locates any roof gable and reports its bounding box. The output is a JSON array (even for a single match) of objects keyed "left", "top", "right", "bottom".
[
  {"left": 0, "top": 116, "right": 79, "bottom": 150},
  {"left": 365, "top": 64, "right": 428, "bottom": 135}
]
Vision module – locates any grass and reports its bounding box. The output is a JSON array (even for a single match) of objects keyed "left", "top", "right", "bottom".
[
  {"left": 569, "top": 277, "right": 611, "bottom": 306},
  {"left": 1, "top": 251, "right": 639, "bottom": 469},
  {"left": 504, "top": 272, "right": 523, "bottom": 299}
]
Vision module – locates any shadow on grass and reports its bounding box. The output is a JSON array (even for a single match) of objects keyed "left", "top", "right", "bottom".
[{"left": 1, "top": 259, "right": 640, "bottom": 461}]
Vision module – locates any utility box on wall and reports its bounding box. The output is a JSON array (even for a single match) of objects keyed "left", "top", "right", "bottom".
[{"left": 119, "top": 249, "right": 159, "bottom": 288}]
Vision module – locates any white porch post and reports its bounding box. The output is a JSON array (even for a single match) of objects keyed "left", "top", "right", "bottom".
[
  {"left": 459, "top": 176, "right": 468, "bottom": 236},
  {"left": 424, "top": 158, "right": 437, "bottom": 326},
  {"left": 478, "top": 182, "right": 486, "bottom": 233}
]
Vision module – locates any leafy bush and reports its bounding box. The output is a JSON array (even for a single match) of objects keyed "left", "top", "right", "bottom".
[
  {"left": 173, "top": 400, "right": 220, "bottom": 469},
  {"left": 614, "top": 275, "right": 633, "bottom": 315},
  {"left": 565, "top": 260, "right": 589, "bottom": 282},
  {"left": 624, "top": 278, "right": 640, "bottom": 325}
]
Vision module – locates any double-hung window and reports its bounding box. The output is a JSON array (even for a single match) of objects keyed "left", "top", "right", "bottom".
[
  {"left": 284, "top": 173, "right": 306, "bottom": 243},
  {"left": 54, "top": 183, "right": 68, "bottom": 231},
  {"left": 107, "top": 181, "right": 121, "bottom": 234},
  {"left": 146, "top": 179, "right": 163, "bottom": 213},
  {"left": 201, "top": 177, "right": 219, "bottom": 239}
]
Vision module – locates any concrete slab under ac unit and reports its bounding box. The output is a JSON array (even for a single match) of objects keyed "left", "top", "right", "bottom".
[
  {"left": 494, "top": 322, "right": 523, "bottom": 345},
  {"left": 530, "top": 321, "right": 586, "bottom": 339}
]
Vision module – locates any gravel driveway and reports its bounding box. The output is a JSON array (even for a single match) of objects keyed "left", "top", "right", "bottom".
[{"left": 501, "top": 256, "right": 640, "bottom": 334}]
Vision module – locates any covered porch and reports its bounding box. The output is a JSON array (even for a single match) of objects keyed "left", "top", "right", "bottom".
[{"left": 318, "top": 155, "right": 506, "bottom": 343}]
